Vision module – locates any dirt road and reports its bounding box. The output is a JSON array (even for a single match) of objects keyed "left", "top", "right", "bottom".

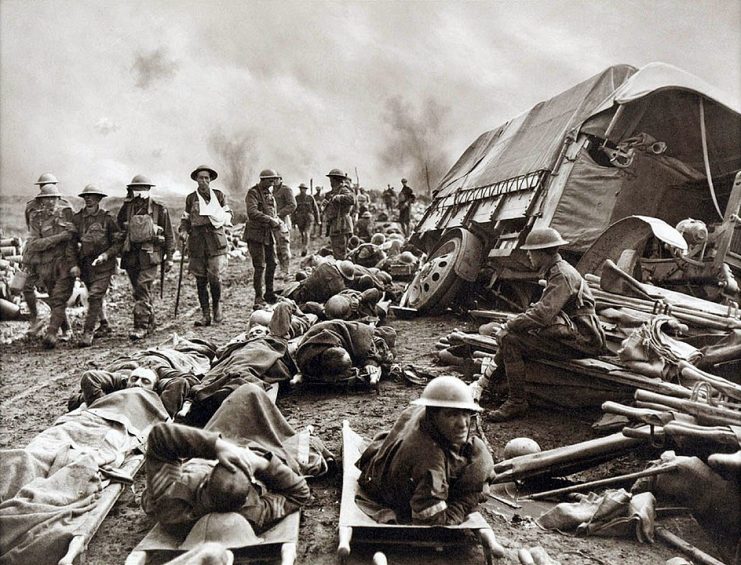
[{"left": 0, "top": 240, "right": 708, "bottom": 564}]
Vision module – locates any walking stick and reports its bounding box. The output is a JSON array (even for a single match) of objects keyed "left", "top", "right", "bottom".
[{"left": 174, "top": 241, "right": 186, "bottom": 317}]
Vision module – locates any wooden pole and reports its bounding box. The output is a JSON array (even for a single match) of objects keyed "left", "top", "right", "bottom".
[
  {"left": 523, "top": 463, "right": 678, "bottom": 500},
  {"left": 655, "top": 527, "right": 727, "bottom": 565}
]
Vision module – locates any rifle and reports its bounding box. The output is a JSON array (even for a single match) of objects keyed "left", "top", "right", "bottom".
[
  {"left": 174, "top": 240, "right": 186, "bottom": 316},
  {"left": 160, "top": 260, "right": 165, "bottom": 300}
]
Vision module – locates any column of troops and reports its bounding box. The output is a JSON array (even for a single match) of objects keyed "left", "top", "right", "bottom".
[{"left": 19, "top": 166, "right": 361, "bottom": 348}]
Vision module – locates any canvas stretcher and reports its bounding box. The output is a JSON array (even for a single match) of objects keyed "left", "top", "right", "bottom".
[{"left": 338, "top": 420, "right": 505, "bottom": 564}]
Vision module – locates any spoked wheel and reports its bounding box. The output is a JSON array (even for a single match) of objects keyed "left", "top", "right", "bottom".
[{"left": 402, "top": 233, "right": 464, "bottom": 313}]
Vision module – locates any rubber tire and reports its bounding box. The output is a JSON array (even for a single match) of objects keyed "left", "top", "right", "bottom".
[{"left": 402, "top": 232, "right": 464, "bottom": 313}]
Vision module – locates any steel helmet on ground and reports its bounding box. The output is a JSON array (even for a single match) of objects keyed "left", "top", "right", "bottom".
[
  {"left": 326, "top": 168, "right": 348, "bottom": 179},
  {"left": 127, "top": 174, "right": 155, "bottom": 188},
  {"left": 190, "top": 165, "right": 218, "bottom": 181},
  {"left": 78, "top": 184, "right": 108, "bottom": 198},
  {"left": 504, "top": 437, "right": 542, "bottom": 459},
  {"left": 36, "top": 184, "right": 62, "bottom": 198},
  {"left": 259, "top": 169, "right": 280, "bottom": 179},
  {"left": 370, "top": 233, "right": 386, "bottom": 246},
  {"left": 399, "top": 251, "right": 416, "bottom": 264},
  {"left": 411, "top": 375, "right": 482, "bottom": 412},
  {"left": 35, "top": 172, "right": 58, "bottom": 185},
  {"left": 324, "top": 294, "right": 351, "bottom": 319},
  {"left": 337, "top": 260, "right": 356, "bottom": 280},
  {"left": 520, "top": 227, "right": 569, "bottom": 250}
]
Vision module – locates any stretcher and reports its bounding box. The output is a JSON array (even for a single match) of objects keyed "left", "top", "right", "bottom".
[
  {"left": 125, "top": 510, "right": 300, "bottom": 565},
  {"left": 339, "top": 420, "right": 505, "bottom": 564}
]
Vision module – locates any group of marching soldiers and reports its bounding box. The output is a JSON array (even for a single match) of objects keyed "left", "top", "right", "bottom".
[{"left": 20, "top": 165, "right": 405, "bottom": 348}]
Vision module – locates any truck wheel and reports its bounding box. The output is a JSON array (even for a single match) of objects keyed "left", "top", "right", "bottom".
[{"left": 402, "top": 233, "right": 463, "bottom": 313}]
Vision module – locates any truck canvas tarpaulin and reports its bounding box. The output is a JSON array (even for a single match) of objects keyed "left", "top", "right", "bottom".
[{"left": 407, "top": 62, "right": 741, "bottom": 312}]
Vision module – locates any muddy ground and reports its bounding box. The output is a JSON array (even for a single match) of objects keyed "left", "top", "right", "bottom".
[{"left": 0, "top": 235, "right": 716, "bottom": 565}]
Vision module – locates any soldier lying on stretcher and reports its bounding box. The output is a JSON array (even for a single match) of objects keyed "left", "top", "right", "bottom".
[
  {"left": 141, "top": 383, "right": 322, "bottom": 534},
  {"left": 356, "top": 376, "right": 494, "bottom": 525},
  {"left": 67, "top": 367, "right": 197, "bottom": 418}
]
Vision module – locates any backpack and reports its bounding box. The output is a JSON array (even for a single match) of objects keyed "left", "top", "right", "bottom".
[{"left": 128, "top": 214, "right": 156, "bottom": 243}]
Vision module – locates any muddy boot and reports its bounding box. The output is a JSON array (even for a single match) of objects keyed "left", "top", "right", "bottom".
[
  {"left": 129, "top": 327, "right": 149, "bottom": 341},
  {"left": 78, "top": 331, "right": 94, "bottom": 348},
  {"left": 210, "top": 280, "right": 223, "bottom": 323},
  {"left": 42, "top": 329, "right": 57, "bottom": 349},
  {"left": 94, "top": 321, "right": 112, "bottom": 338},
  {"left": 488, "top": 362, "right": 528, "bottom": 422},
  {"left": 194, "top": 277, "right": 211, "bottom": 326},
  {"left": 26, "top": 298, "right": 45, "bottom": 337}
]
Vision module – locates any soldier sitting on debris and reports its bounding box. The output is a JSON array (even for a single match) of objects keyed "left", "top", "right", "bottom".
[
  {"left": 294, "top": 320, "right": 396, "bottom": 386},
  {"left": 357, "top": 376, "right": 493, "bottom": 525},
  {"left": 486, "top": 227, "right": 606, "bottom": 421}
]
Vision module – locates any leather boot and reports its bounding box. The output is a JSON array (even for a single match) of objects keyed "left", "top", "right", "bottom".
[
  {"left": 78, "top": 331, "right": 94, "bottom": 348},
  {"left": 42, "top": 330, "right": 57, "bottom": 349},
  {"left": 253, "top": 268, "right": 265, "bottom": 309},
  {"left": 194, "top": 277, "right": 211, "bottom": 326},
  {"left": 488, "top": 361, "right": 529, "bottom": 422},
  {"left": 210, "top": 280, "right": 223, "bottom": 323},
  {"left": 26, "top": 297, "right": 45, "bottom": 337}
]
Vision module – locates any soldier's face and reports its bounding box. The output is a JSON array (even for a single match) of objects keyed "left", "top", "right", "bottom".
[
  {"left": 196, "top": 171, "right": 211, "bottom": 191},
  {"left": 527, "top": 250, "right": 547, "bottom": 270},
  {"left": 127, "top": 370, "right": 157, "bottom": 391},
  {"left": 40, "top": 197, "right": 58, "bottom": 212},
  {"left": 83, "top": 195, "right": 102, "bottom": 208},
  {"left": 431, "top": 408, "right": 472, "bottom": 447}
]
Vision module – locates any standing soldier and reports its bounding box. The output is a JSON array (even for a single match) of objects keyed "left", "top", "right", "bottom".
[
  {"left": 293, "top": 183, "right": 320, "bottom": 257},
  {"left": 117, "top": 175, "right": 175, "bottom": 341},
  {"left": 23, "top": 173, "right": 74, "bottom": 339},
  {"left": 382, "top": 184, "right": 395, "bottom": 214},
  {"left": 22, "top": 184, "right": 77, "bottom": 348},
  {"left": 398, "top": 178, "right": 416, "bottom": 237},
  {"left": 71, "top": 184, "right": 122, "bottom": 347},
  {"left": 273, "top": 173, "right": 297, "bottom": 280},
  {"left": 313, "top": 185, "right": 325, "bottom": 238},
  {"left": 179, "top": 165, "right": 232, "bottom": 327},
  {"left": 323, "top": 169, "right": 355, "bottom": 260},
  {"left": 243, "top": 169, "right": 282, "bottom": 309}
]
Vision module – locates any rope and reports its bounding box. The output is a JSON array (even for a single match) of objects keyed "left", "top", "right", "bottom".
[{"left": 699, "top": 97, "right": 724, "bottom": 220}]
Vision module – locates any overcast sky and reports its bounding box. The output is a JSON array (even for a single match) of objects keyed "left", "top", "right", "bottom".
[{"left": 1, "top": 0, "right": 739, "bottom": 199}]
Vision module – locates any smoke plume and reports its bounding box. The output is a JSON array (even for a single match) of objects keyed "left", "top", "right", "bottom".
[
  {"left": 131, "top": 47, "right": 179, "bottom": 89},
  {"left": 379, "top": 97, "right": 451, "bottom": 195},
  {"left": 207, "top": 129, "right": 259, "bottom": 197}
]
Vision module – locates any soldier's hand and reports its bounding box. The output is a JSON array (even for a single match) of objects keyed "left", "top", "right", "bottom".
[
  {"left": 215, "top": 437, "right": 256, "bottom": 478},
  {"left": 69, "top": 266, "right": 81, "bottom": 278},
  {"left": 92, "top": 253, "right": 108, "bottom": 266},
  {"left": 164, "top": 260, "right": 173, "bottom": 273}
]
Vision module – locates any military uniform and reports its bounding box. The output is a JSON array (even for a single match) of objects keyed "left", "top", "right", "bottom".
[
  {"left": 23, "top": 201, "right": 77, "bottom": 344},
  {"left": 23, "top": 195, "right": 73, "bottom": 334},
  {"left": 494, "top": 253, "right": 606, "bottom": 410},
  {"left": 294, "top": 189, "right": 320, "bottom": 255},
  {"left": 142, "top": 416, "right": 310, "bottom": 532},
  {"left": 72, "top": 206, "right": 121, "bottom": 337},
  {"left": 273, "top": 182, "right": 297, "bottom": 276},
  {"left": 243, "top": 183, "right": 280, "bottom": 305},
  {"left": 180, "top": 187, "right": 231, "bottom": 323},
  {"left": 117, "top": 197, "right": 175, "bottom": 335},
  {"left": 357, "top": 404, "right": 492, "bottom": 524},
  {"left": 324, "top": 182, "right": 355, "bottom": 259},
  {"left": 398, "top": 183, "right": 415, "bottom": 236},
  {"left": 295, "top": 320, "right": 396, "bottom": 384}
]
